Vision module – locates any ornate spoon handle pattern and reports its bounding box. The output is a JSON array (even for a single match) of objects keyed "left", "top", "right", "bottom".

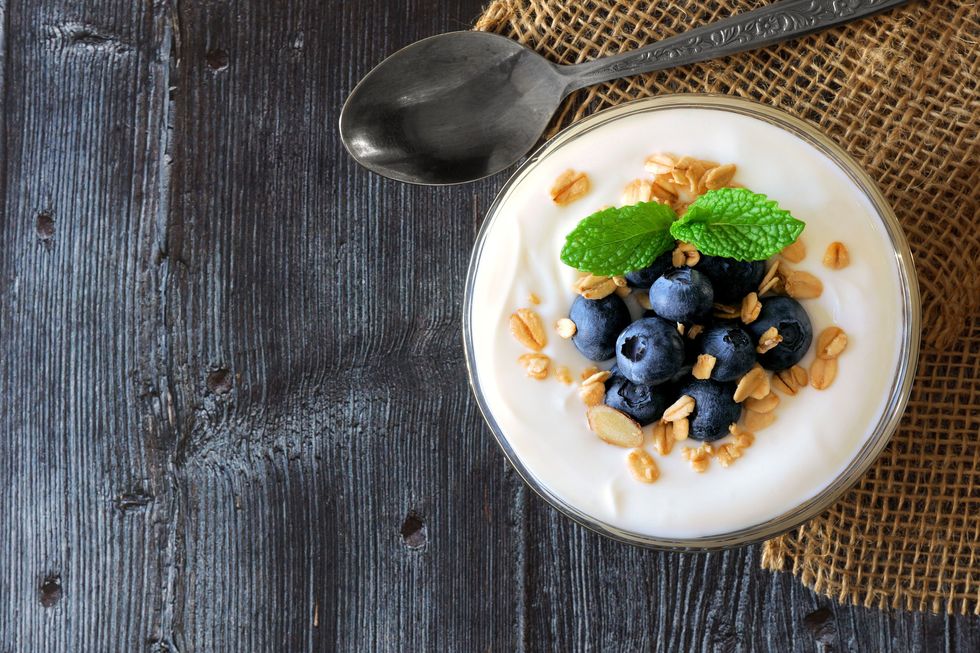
[{"left": 564, "top": 0, "right": 909, "bottom": 89}]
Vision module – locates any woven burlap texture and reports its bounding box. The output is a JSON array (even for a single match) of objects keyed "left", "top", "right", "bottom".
[{"left": 476, "top": 0, "right": 980, "bottom": 615}]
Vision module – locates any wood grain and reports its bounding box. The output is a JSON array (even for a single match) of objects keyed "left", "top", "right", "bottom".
[{"left": 0, "top": 0, "right": 977, "bottom": 651}]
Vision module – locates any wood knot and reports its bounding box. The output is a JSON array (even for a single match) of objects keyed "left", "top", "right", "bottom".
[
  {"left": 400, "top": 512, "right": 426, "bottom": 549},
  {"left": 803, "top": 607, "right": 836, "bottom": 646},
  {"left": 206, "top": 48, "right": 229, "bottom": 71},
  {"left": 39, "top": 574, "right": 62, "bottom": 607},
  {"left": 36, "top": 211, "right": 55, "bottom": 242},
  {"left": 206, "top": 368, "right": 232, "bottom": 395}
]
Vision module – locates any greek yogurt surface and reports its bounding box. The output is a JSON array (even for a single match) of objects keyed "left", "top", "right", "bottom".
[{"left": 469, "top": 102, "right": 904, "bottom": 539}]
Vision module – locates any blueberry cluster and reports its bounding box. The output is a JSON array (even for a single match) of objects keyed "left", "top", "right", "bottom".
[{"left": 570, "top": 254, "right": 813, "bottom": 441}]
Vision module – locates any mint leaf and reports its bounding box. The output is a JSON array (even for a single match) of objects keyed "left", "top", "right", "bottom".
[
  {"left": 560, "top": 202, "right": 677, "bottom": 275},
  {"left": 669, "top": 188, "right": 804, "bottom": 261}
]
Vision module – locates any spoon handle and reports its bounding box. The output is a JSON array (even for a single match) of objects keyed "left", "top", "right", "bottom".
[{"left": 560, "top": 0, "right": 910, "bottom": 91}]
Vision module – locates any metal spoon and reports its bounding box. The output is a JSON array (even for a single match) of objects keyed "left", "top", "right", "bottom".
[{"left": 340, "top": 0, "right": 908, "bottom": 185}]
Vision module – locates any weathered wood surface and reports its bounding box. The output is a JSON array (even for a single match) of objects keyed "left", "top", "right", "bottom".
[{"left": 0, "top": 0, "right": 977, "bottom": 650}]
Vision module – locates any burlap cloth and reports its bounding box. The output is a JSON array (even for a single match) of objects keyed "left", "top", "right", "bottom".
[{"left": 475, "top": 0, "right": 980, "bottom": 615}]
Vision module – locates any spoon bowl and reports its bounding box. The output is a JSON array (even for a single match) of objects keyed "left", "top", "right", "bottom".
[
  {"left": 340, "top": 32, "right": 564, "bottom": 185},
  {"left": 340, "top": 1, "right": 909, "bottom": 185}
]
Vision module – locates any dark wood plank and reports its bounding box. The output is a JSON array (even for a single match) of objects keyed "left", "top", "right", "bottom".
[
  {"left": 1, "top": 0, "right": 978, "bottom": 651},
  {"left": 0, "top": 0, "right": 176, "bottom": 651},
  {"left": 162, "top": 0, "right": 524, "bottom": 651}
]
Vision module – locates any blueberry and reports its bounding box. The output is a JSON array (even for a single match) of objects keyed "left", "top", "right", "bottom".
[
  {"left": 625, "top": 250, "right": 673, "bottom": 289},
  {"left": 569, "top": 294, "right": 632, "bottom": 361},
  {"left": 745, "top": 296, "right": 813, "bottom": 370},
  {"left": 701, "top": 324, "right": 757, "bottom": 382},
  {"left": 615, "top": 317, "right": 684, "bottom": 385},
  {"left": 676, "top": 379, "right": 742, "bottom": 441},
  {"left": 649, "top": 268, "right": 714, "bottom": 323},
  {"left": 695, "top": 255, "right": 766, "bottom": 304},
  {"left": 604, "top": 374, "right": 669, "bottom": 426}
]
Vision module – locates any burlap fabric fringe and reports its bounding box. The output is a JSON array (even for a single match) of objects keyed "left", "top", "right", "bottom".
[{"left": 476, "top": 0, "right": 980, "bottom": 615}]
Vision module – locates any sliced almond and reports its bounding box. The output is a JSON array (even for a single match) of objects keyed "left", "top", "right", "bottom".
[
  {"left": 771, "top": 371, "right": 797, "bottom": 395},
  {"left": 740, "top": 292, "right": 761, "bottom": 324},
  {"left": 756, "top": 326, "right": 783, "bottom": 354},
  {"left": 672, "top": 417, "right": 690, "bottom": 441},
  {"left": 704, "top": 163, "right": 736, "bottom": 190},
  {"left": 771, "top": 374, "right": 795, "bottom": 395},
  {"left": 733, "top": 365, "right": 766, "bottom": 402},
  {"left": 674, "top": 155, "right": 695, "bottom": 170},
  {"left": 581, "top": 370, "right": 612, "bottom": 386},
  {"left": 810, "top": 357, "right": 838, "bottom": 390},
  {"left": 627, "top": 449, "right": 660, "bottom": 483},
  {"left": 742, "top": 409, "right": 776, "bottom": 431},
  {"left": 528, "top": 292, "right": 541, "bottom": 305},
  {"left": 772, "top": 365, "right": 807, "bottom": 395},
  {"left": 784, "top": 270, "right": 824, "bottom": 299},
  {"left": 790, "top": 364, "right": 808, "bottom": 387},
  {"left": 510, "top": 308, "right": 547, "bottom": 351},
  {"left": 713, "top": 303, "right": 740, "bottom": 319},
  {"left": 579, "top": 382, "right": 606, "bottom": 407},
  {"left": 773, "top": 365, "right": 807, "bottom": 394},
  {"left": 686, "top": 166, "right": 703, "bottom": 194},
  {"left": 780, "top": 238, "right": 806, "bottom": 263},
  {"left": 650, "top": 180, "right": 678, "bottom": 203},
  {"left": 758, "top": 276, "right": 781, "bottom": 296},
  {"left": 823, "top": 241, "right": 850, "bottom": 269},
  {"left": 676, "top": 322, "right": 685, "bottom": 335},
  {"left": 744, "top": 392, "right": 780, "bottom": 413},
  {"left": 622, "top": 178, "right": 654, "bottom": 205},
  {"left": 692, "top": 354, "right": 717, "bottom": 380},
  {"left": 759, "top": 259, "right": 780, "bottom": 291},
  {"left": 574, "top": 274, "right": 618, "bottom": 300},
  {"left": 615, "top": 285, "right": 631, "bottom": 298},
  {"left": 644, "top": 153, "right": 677, "bottom": 175},
  {"left": 518, "top": 353, "right": 550, "bottom": 380},
  {"left": 663, "top": 394, "right": 695, "bottom": 422},
  {"left": 555, "top": 318, "right": 577, "bottom": 339},
  {"left": 579, "top": 370, "right": 611, "bottom": 406},
  {"left": 550, "top": 169, "right": 590, "bottom": 206},
  {"left": 587, "top": 405, "right": 643, "bottom": 448},
  {"left": 636, "top": 292, "right": 653, "bottom": 310},
  {"left": 580, "top": 366, "right": 599, "bottom": 381},
  {"left": 749, "top": 371, "right": 771, "bottom": 400},
  {"left": 687, "top": 324, "right": 704, "bottom": 340},
  {"left": 652, "top": 421, "right": 673, "bottom": 456},
  {"left": 816, "top": 326, "right": 848, "bottom": 359},
  {"left": 578, "top": 370, "right": 612, "bottom": 406}
]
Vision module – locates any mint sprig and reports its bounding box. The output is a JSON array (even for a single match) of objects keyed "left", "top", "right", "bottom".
[
  {"left": 669, "top": 188, "right": 805, "bottom": 261},
  {"left": 559, "top": 202, "right": 677, "bottom": 276},
  {"left": 559, "top": 188, "right": 805, "bottom": 275}
]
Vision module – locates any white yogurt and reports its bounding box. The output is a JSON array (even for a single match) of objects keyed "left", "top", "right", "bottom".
[{"left": 469, "top": 104, "right": 904, "bottom": 539}]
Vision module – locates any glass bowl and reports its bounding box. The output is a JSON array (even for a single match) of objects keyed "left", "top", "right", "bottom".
[{"left": 462, "top": 94, "right": 920, "bottom": 550}]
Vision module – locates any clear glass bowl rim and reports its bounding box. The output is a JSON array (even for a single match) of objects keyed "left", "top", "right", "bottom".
[{"left": 462, "top": 94, "right": 921, "bottom": 551}]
